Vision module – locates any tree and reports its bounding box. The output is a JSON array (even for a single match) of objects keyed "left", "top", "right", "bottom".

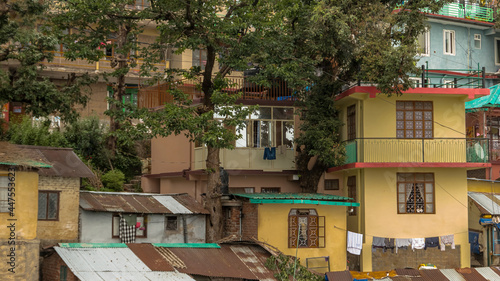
[
  {"left": 49, "top": 0, "right": 150, "bottom": 152},
  {"left": 0, "top": 0, "right": 94, "bottom": 122},
  {"left": 250, "top": 0, "right": 449, "bottom": 192}
]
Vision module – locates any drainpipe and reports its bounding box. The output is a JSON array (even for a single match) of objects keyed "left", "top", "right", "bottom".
[
  {"left": 239, "top": 207, "right": 243, "bottom": 241},
  {"left": 182, "top": 215, "right": 188, "bottom": 243},
  {"left": 468, "top": 27, "right": 471, "bottom": 70}
]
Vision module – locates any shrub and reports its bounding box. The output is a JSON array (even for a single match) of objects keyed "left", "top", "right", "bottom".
[{"left": 101, "top": 169, "right": 125, "bottom": 191}]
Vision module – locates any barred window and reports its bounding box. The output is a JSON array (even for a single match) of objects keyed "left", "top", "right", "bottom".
[
  {"left": 397, "top": 173, "right": 435, "bottom": 214},
  {"left": 288, "top": 209, "right": 325, "bottom": 248},
  {"left": 396, "top": 101, "right": 433, "bottom": 139}
]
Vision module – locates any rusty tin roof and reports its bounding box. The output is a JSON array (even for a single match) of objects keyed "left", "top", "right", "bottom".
[
  {"left": 80, "top": 191, "right": 209, "bottom": 214},
  {"left": 325, "top": 271, "right": 353, "bottom": 281},
  {"left": 126, "top": 243, "right": 174, "bottom": 272},
  {"left": 158, "top": 243, "right": 276, "bottom": 280},
  {"left": 456, "top": 268, "right": 488, "bottom": 281},
  {"left": 418, "top": 269, "right": 450, "bottom": 281}
]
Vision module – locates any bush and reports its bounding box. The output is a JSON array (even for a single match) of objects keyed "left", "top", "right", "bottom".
[
  {"left": 8, "top": 116, "right": 68, "bottom": 147},
  {"left": 101, "top": 169, "right": 125, "bottom": 191}
]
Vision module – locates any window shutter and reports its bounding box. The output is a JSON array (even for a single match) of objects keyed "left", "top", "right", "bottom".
[
  {"left": 288, "top": 215, "right": 298, "bottom": 248},
  {"left": 308, "top": 216, "right": 318, "bottom": 248}
]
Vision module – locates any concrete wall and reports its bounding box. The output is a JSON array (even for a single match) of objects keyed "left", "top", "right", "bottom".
[
  {"left": 151, "top": 134, "right": 192, "bottom": 174},
  {"left": 79, "top": 210, "right": 206, "bottom": 243},
  {"left": 257, "top": 203, "right": 347, "bottom": 272},
  {"left": 0, "top": 240, "right": 39, "bottom": 281},
  {"left": 360, "top": 168, "right": 469, "bottom": 271},
  {"left": 37, "top": 176, "right": 80, "bottom": 247},
  {"left": 371, "top": 246, "right": 461, "bottom": 271}
]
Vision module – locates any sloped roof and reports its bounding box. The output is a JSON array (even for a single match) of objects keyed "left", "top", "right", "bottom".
[
  {"left": 234, "top": 192, "right": 360, "bottom": 206},
  {"left": 79, "top": 191, "right": 209, "bottom": 214},
  {"left": 466, "top": 83, "right": 500, "bottom": 111},
  {"left": 54, "top": 247, "right": 195, "bottom": 281},
  {"left": 54, "top": 242, "right": 278, "bottom": 281},
  {"left": 0, "top": 142, "right": 52, "bottom": 168},
  {"left": 18, "top": 145, "right": 94, "bottom": 178},
  {"left": 468, "top": 191, "right": 500, "bottom": 215},
  {"left": 326, "top": 268, "right": 500, "bottom": 281}
]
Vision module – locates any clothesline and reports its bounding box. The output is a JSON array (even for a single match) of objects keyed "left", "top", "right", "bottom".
[{"left": 333, "top": 225, "right": 469, "bottom": 238}]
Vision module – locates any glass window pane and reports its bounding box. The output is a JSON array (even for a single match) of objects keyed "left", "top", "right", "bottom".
[
  {"left": 398, "top": 194, "right": 406, "bottom": 203},
  {"left": 426, "top": 203, "right": 434, "bottom": 213},
  {"left": 406, "top": 121, "right": 414, "bottom": 130},
  {"left": 236, "top": 122, "right": 249, "bottom": 147},
  {"left": 396, "top": 111, "right": 404, "bottom": 120},
  {"left": 425, "top": 183, "right": 433, "bottom": 192},
  {"left": 405, "top": 102, "right": 414, "bottom": 110},
  {"left": 415, "top": 130, "right": 423, "bottom": 138},
  {"left": 415, "top": 174, "right": 425, "bottom": 181},
  {"left": 405, "top": 111, "right": 413, "bottom": 120},
  {"left": 283, "top": 121, "right": 294, "bottom": 148},
  {"left": 396, "top": 121, "right": 404, "bottom": 129},
  {"left": 136, "top": 216, "right": 145, "bottom": 236},
  {"left": 424, "top": 102, "right": 432, "bottom": 110},
  {"left": 251, "top": 107, "right": 271, "bottom": 119},
  {"left": 396, "top": 102, "right": 404, "bottom": 109},
  {"left": 113, "top": 216, "right": 119, "bottom": 236},
  {"left": 260, "top": 121, "right": 272, "bottom": 147},
  {"left": 426, "top": 193, "right": 433, "bottom": 203},
  {"left": 415, "top": 102, "right": 424, "bottom": 109},
  {"left": 399, "top": 204, "right": 406, "bottom": 213},
  {"left": 48, "top": 193, "right": 58, "bottom": 219},
  {"left": 273, "top": 107, "right": 294, "bottom": 120},
  {"left": 38, "top": 193, "right": 47, "bottom": 219},
  {"left": 398, "top": 183, "right": 405, "bottom": 192},
  {"left": 415, "top": 111, "right": 423, "bottom": 120}
]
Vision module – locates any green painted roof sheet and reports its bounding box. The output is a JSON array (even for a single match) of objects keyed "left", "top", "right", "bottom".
[
  {"left": 0, "top": 161, "right": 52, "bottom": 168},
  {"left": 152, "top": 243, "right": 220, "bottom": 248},
  {"left": 466, "top": 84, "right": 500, "bottom": 111},
  {"left": 58, "top": 243, "right": 127, "bottom": 248},
  {"left": 234, "top": 192, "right": 353, "bottom": 201}
]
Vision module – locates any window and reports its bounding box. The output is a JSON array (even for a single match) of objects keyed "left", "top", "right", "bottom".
[
  {"left": 192, "top": 49, "right": 207, "bottom": 70},
  {"left": 166, "top": 216, "right": 178, "bottom": 231},
  {"left": 474, "top": 34, "right": 481, "bottom": 49},
  {"left": 443, "top": 80, "right": 455, "bottom": 88},
  {"left": 235, "top": 107, "right": 294, "bottom": 148},
  {"left": 60, "top": 265, "right": 68, "bottom": 281},
  {"left": 230, "top": 187, "right": 255, "bottom": 194},
  {"left": 347, "top": 176, "right": 357, "bottom": 216},
  {"left": 288, "top": 209, "right": 325, "bottom": 248},
  {"left": 112, "top": 214, "right": 147, "bottom": 238},
  {"left": 495, "top": 38, "right": 500, "bottom": 65},
  {"left": 443, "top": 30, "right": 455, "bottom": 55},
  {"left": 409, "top": 78, "right": 429, "bottom": 88},
  {"left": 396, "top": 101, "right": 433, "bottom": 139},
  {"left": 261, "top": 187, "right": 280, "bottom": 193},
  {"left": 347, "top": 105, "right": 356, "bottom": 140},
  {"left": 397, "top": 173, "right": 434, "bottom": 214},
  {"left": 38, "top": 191, "right": 59, "bottom": 220},
  {"left": 417, "top": 28, "right": 430, "bottom": 56},
  {"left": 324, "top": 179, "right": 340, "bottom": 190},
  {"left": 0, "top": 175, "right": 10, "bottom": 212}
]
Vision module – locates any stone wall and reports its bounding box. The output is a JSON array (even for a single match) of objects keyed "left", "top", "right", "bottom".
[
  {"left": 371, "top": 245, "right": 461, "bottom": 271},
  {"left": 37, "top": 176, "right": 80, "bottom": 247}
]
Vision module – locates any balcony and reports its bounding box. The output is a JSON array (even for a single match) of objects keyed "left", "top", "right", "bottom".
[
  {"left": 344, "top": 138, "right": 489, "bottom": 164},
  {"left": 138, "top": 76, "right": 294, "bottom": 109},
  {"left": 396, "top": 2, "right": 495, "bottom": 23}
]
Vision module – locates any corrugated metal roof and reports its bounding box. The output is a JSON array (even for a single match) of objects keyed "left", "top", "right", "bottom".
[
  {"left": 155, "top": 247, "right": 187, "bottom": 269},
  {"left": 229, "top": 244, "right": 276, "bottom": 281},
  {"left": 435, "top": 269, "right": 466, "bottom": 281},
  {"left": 469, "top": 192, "right": 500, "bottom": 215},
  {"left": 165, "top": 244, "right": 270, "bottom": 280},
  {"left": 474, "top": 267, "right": 500, "bottom": 280},
  {"left": 325, "top": 270, "right": 353, "bottom": 281},
  {"left": 152, "top": 243, "right": 220, "bottom": 248},
  {"left": 126, "top": 243, "right": 174, "bottom": 272},
  {"left": 419, "top": 269, "right": 450, "bottom": 281},
  {"left": 59, "top": 243, "right": 127, "bottom": 248},
  {"left": 455, "top": 268, "right": 488, "bottom": 281},
  {"left": 54, "top": 247, "right": 194, "bottom": 281},
  {"left": 466, "top": 84, "right": 500, "bottom": 111},
  {"left": 395, "top": 268, "right": 421, "bottom": 277},
  {"left": 235, "top": 192, "right": 352, "bottom": 201},
  {"left": 79, "top": 191, "right": 209, "bottom": 214},
  {"left": 18, "top": 145, "right": 94, "bottom": 178}
]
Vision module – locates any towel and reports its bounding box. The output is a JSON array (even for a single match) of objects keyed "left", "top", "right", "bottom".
[
  {"left": 385, "top": 238, "right": 395, "bottom": 253},
  {"left": 347, "top": 231, "right": 363, "bottom": 255},
  {"left": 412, "top": 238, "right": 425, "bottom": 251},
  {"left": 372, "top": 237, "right": 385, "bottom": 252},
  {"left": 440, "top": 234, "right": 455, "bottom": 251},
  {"left": 395, "top": 238, "right": 411, "bottom": 253}
]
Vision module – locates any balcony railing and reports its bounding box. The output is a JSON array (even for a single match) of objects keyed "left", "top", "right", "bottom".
[
  {"left": 138, "top": 76, "right": 294, "bottom": 109},
  {"left": 344, "top": 138, "right": 489, "bottom": 164},
  {"left": 396, "top": 2, "right": 495, "bottom": 23}
]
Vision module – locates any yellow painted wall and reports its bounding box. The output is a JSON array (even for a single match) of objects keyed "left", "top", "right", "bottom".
[
  {"left": 467, "top": 179, "right": 500, "bottom": 193},
  {"left": 0, "top": 170, "right": 38, "bottom": 240},
  {"left": 257, "top": 204, "right": 347, "bottom": 272},
  {"left": 360, "top": 167, "right": 470, "bottom": 271},
  {"left": 37, "top": 176, "right": 79, "bottom": 244}
]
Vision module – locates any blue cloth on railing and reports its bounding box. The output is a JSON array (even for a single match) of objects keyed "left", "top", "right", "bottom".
[{"left": 263, "top": 147, "right": 276, "bottom": 160}]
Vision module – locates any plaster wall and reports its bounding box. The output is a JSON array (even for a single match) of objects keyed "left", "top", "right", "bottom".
[
  {"left": 257, "top": 203, "right": 347, "bottom": 272},
  {"left": 0, "top": 239, "right": 39, "bottom": 281},
  {"left": 37, "top": 176, "right": 79, "bottom": 244},
  {"left": 151, "top": 134, "right": 192, "bottom": 174},
  {"left": 360, "top": 168, "right": 470, "bottom": 271},
  {"left": 79, "top": 210, "right": 205, "bottom": 243}
]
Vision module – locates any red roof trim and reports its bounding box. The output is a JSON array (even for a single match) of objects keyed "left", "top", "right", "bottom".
[
  {"left": 147, "top": 169, "right": 298, "bottom": 178},
  {"left": 336, "top": 86, "right": 490, "bottom": 101},
  {"left": 327, "top": 162, "right": 492, "bottom": 172},
  {"left": 427, "top": 70, "right": 497, "bottom": 79}
]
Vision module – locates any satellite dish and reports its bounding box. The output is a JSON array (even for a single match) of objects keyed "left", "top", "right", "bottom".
[{"left": 474, "top": 143, "right": 485, "bottom": 160}]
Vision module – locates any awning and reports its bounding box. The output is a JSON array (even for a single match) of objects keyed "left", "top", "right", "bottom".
[{"left": 466, "top": 83, "right": 500, "bottom": 112}]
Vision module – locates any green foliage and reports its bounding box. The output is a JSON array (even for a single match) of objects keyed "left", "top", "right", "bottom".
[
  {"left": 101, "top": 169, "right": 125, "bottom": 191},
  {"left": 265, "top": 254, "right": 324, "bottom": 281},
  {"left": 8, "top": 116, "right": 68, "bottom": 147}
]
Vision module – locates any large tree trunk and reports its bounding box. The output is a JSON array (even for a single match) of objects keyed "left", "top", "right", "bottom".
[
  {"left": 204, "top": 145, "right": 223, "bottom": 242},
  {"left": 296, "top": 150, "right": 327, "bottom": 193}
]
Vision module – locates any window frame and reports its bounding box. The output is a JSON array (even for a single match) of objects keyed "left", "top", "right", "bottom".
[
  {"left": 396, "top": 101, "right": 434, "bottom": 139},
  {"left": 347, "top": 105, "right": 356, "bottom": 141},
  {"left": 418, "top": 28, "right": 430, "bottom": 57},
  {"left": 165, "top": 215, "right": 178, "bottom": 231},
  {"left": 261, "top": 187, "right": 280, "bottom": 193},
  {"left": 229, "top": 187, "right": 255, "bottom": 194},
  {"left": 347, "top": 176, "right": 357, "bottom": 216},
  {"left": 495, "top": 37, "right": 500, "bottom": 65},
  {"left": 38, "top": 190, "right": 60, "bottom": 221},
  {"left": 112, "top": 213, "right": 147, "bottom": 238},
  {"left": 443, "top": 30, "right": 456, "bottom": 55},
  {"left": 474, "top": 34, "right": 481, "bottom": 49},
  {"left": 397, "top": 173, "right": 435, "bottom": 214},
  {"left": 324, "top": 179, "right": 340, "bottom": 191},
  {"left": 288, "top": 209, "right": 325, "bottom": 248}
]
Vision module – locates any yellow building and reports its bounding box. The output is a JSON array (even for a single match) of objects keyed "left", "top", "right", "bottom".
[{"left": 328, "top": 86, "right": 490, "bottom": 271}]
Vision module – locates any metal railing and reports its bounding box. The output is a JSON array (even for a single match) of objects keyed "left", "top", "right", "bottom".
[
  {"left": 396, "top": 2, "right": 495, "bottom": 23},
  {"left": 344, "top": 138, "right": 489, "bottom": 164},
  {"left": 415, "top": 63, "right": 486, "bottom": 89}
]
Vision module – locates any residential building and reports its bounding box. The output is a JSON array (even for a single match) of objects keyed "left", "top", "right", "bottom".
[
  {"left": 329, "top": 85, "right": 489, "bottom": 271},
  {"left": 41, "top": 241, "right": 278, "bottom": 281},
  {"left": 79, "top": 191, "right": 208, "bottom": 244}
]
